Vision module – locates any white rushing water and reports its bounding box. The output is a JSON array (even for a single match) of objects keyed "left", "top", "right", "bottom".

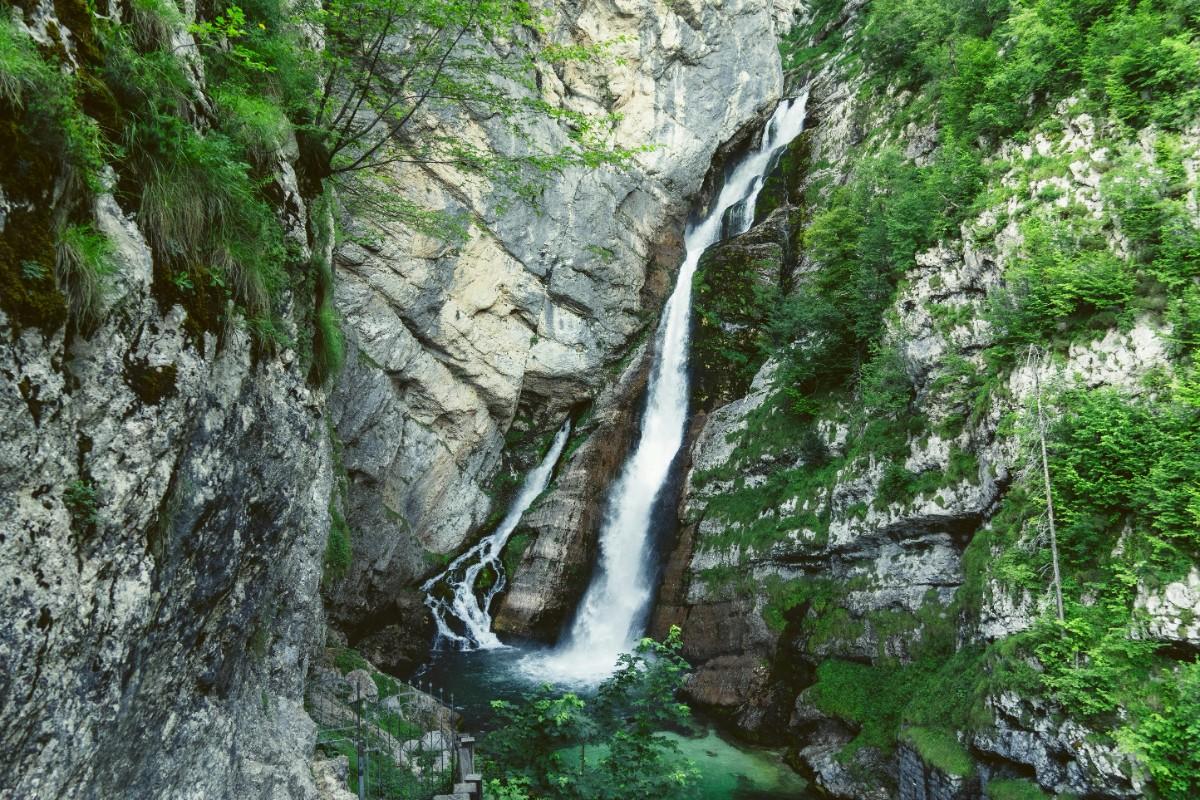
[
  {"left": 532, "top": 93, "right": 811, "bottom": 682},
  {"left": 422, "top": 420, "right": 572, "bottom": 650}
]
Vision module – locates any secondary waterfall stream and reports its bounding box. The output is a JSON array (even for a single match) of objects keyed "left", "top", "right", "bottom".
[
  {"left": 536, "top": 92, "right": 812, "bottom": 681},
  {"left": 422, "top": 420, "right": 572, "bottom": 649}
]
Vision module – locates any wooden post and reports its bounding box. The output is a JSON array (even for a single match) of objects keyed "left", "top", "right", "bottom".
[{"left": 457, "top": 734, "right": 475, "bottom": 780}]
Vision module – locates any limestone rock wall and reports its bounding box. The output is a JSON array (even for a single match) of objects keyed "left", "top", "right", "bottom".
[
  {"left": 0, "top": 6, "right": 331, "bottom": 798},
  {"left": 0, "top": 171, "right": 330, "bottom": 800},
  {"left": 328, "top": 0, "right": 802, "bottom": 655}
]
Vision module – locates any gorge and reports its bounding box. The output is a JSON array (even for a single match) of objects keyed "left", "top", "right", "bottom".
[{"left": 2, "top": 0, "right": 1199, "bottom": 798}]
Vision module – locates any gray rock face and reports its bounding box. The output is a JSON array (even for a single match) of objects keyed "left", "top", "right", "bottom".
[
  {"left": 972, "top": 692, "right": 1145, "bottom": 798},
  {"left": 328, "top": 0, "right": 800, "bottom": 649},
  {"left": 897, "top": 746, "right": 975, "bottom": 800},
  {"left": 0, "top": 190, "right": 330, "bottom": 798},
  {"left": 0, "top": 8, "right": 331, "bottom": 796}
]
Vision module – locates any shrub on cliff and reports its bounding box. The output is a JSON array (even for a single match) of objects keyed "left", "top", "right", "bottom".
[{"left": 482, "top": 628, "right": 697, "bottom": 800}]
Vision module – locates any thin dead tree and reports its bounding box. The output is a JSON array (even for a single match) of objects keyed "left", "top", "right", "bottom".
[{"left": 1026, "top": 344, "right": 1065, "bottom": 622}]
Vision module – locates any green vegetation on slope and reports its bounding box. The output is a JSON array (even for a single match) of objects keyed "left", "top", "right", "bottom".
[{"left": 696, "top": 0, "right": 1200, "bottom": 795}]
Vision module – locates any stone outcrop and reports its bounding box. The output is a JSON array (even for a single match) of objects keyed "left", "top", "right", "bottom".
[
  {"left": 897, "top": 746, "right": 976, "bottom": 800},
  {"left": 328, "top": 0, "right": 802, "bottom": 653}
]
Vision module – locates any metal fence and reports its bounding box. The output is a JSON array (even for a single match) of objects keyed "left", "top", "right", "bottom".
[{"left": 306, "top": 668, "right": 478, "bottom": 799}]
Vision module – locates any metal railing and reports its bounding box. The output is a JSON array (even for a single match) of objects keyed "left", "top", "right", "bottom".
[{"left": 306, "top": 668, "right": 479, "bottom": 799}]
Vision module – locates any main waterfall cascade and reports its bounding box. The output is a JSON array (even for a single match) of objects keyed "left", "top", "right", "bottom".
[
  {"left": 536, "top": 92, "right": 812, "bottom": 682},
  {"left": 423, "top": 420, "right": 572, "bottom": 650},
  {"left": 420, "top": 92, "right": 809, "bottom": 674}
]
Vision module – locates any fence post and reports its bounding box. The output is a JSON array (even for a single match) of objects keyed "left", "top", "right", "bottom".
[
  {"left": 456, "top": 735, "right": 475, "bottom": 781},
  {"left": 355, "top": 682, "right": 366, "bottom": 800}
]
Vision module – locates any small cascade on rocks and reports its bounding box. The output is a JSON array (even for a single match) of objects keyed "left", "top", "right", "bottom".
[
  {"left": 532, "top": 92, "right": 811, "bottom": 682},
  {"left": 422, "top": 420, "right": 572, "bottom": 650}
]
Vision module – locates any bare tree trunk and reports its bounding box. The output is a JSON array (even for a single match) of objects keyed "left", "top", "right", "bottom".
[{"left": 1030, "top": 345, "right": 1065, "bottom": 622}]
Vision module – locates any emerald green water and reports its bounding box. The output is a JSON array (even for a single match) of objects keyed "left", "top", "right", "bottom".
[
  {"left": 419, "top": 648, "right": 816, "bottom": 799},
  {"left": 660, "top": 728, "right": 813, "bottom": 799}
]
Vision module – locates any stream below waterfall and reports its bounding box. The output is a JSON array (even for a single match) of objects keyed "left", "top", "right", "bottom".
[{"left": 419, "top": 648, "right": 817, "bottom": 799}]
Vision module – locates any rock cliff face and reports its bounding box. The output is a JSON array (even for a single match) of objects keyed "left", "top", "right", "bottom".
[
  {"left": 0, "top": 136, "right": 331, "bottom": 800},
  {"left": 327, "top": 0, "right": 802, "bottom": 658},
  {"left": 0, "top": 5, "right": 331, "bottom": 797},
  {"left": 1, "top": 0, "right": 809, "bottom": 794}
]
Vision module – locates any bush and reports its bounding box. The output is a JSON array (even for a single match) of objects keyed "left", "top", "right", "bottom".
[
  {"left": 55, "top": 223, "right": 116, "bottom": 326},
  {"left": 1083, "top": 4, "right": 1200, "bottom": 130},
  {"left": 211, "top": 85, "right": 292, "bottom": 163},
  {"left": 1121, "top": 659, "right": 1200, "bottom": 796},
  {"left": 324, "top": 503, "right": 352, "bottom": 584},
  {"left": 0, "top": 16, "right": 105, "bottom": 193},
  {"left": 985, "top": 778, "right": 1050, "bottom": 800},
  {"left": 988, "top": 217, "right": 1135, "bottom": 356}
]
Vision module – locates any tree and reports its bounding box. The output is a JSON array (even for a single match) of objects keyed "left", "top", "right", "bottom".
[
  {"left": 1027, "top": 344, "right": 1064, "bottom": 621},
  {"left": 481, "top": 627, "right": 698, "bottom": 800},
  {"left": 301, "top": 0, "right": 636, "bottom": 202}
]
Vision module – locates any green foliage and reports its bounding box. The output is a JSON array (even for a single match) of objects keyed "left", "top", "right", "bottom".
[
  {"left": 760, "top": 4, "right": 1200, "bottom": 797},
  {"left": 1082, "top": 3, "right": 1200, "bottom": 130},
  {"left": 988, "top": 216, "right": 1135, "bottom": 356},
  {"left": 324, "top": 502, "right": 352, "bottom": 584},
  {"left": 1101, "top": 136, "right": 1200, "bottom": 363},
  {"left": 331, "top": 646, "right": 369, "bottom": 674},
  {"left": 128, "top": 0, "right": 185, "bottom": 51},
  {"left": 482, "top": 628, "right": 698, "bottom": 800},
  {"left": 0, "top": 14, "right": 47, "bottom": 107},
  {"left": 312, "top": 300, "right": 345, "bottom": 382},
  {"left": 306, "top": 0, "right": 638, "bottom": 202},
  {"left": 64, "top": 478, "right": 101, "bottom": 529},
  {"left": 769, "top": 145, "right": 981, "bottom": 416},
  {"left": 976, "top": 385, "right": 1200, "bottom": 792},
  {"left": 501, "top": 532, "right": 533, "bottom": 579},
  {"left": 984, "top": 778, "right": 1050, "bottom": 800},
  {"left": 810, "top": 645, "right": 991, "bottom": 764},
  {"left": 211, "top": 85, "right": 292, "bottom": 162},
  {"left": 902, "top": 726, "right": 974, "bottom": 777},
  {"left": 55, "top": 223, "right": 116, "bottom": 326},
  {"left": 691, "top": 247, "right": 782, "bottom": 409},
  {"left": 0, "top": 15, "right": 105, "bottom": 191},
  {"left": 1118, "top": 659, "right": 1200, "bottom": 797},
  {"left": 124, "top": 117, "right": 287, "bottom": 320},
  {"left": 1050, "top": 389, "right": 1200, "bottom": 576}
]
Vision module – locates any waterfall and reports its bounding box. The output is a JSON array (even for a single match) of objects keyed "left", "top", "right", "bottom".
[
  {"left": 422, "top": 420, "right": 572, "bottom": 650},
  {"left": 534, "top": 93, "right": 811, "bottom": 682}
]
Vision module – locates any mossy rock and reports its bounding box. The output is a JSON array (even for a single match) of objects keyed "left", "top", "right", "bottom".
[
  {"left": 0, "top": 108, "right": 69, "bottom": 333},
  {"left": 754, "top": 128, "right": 812, "bottom": 225},
  {"left": 691, "top": 215, "right": 788, "bottom": 409}
]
